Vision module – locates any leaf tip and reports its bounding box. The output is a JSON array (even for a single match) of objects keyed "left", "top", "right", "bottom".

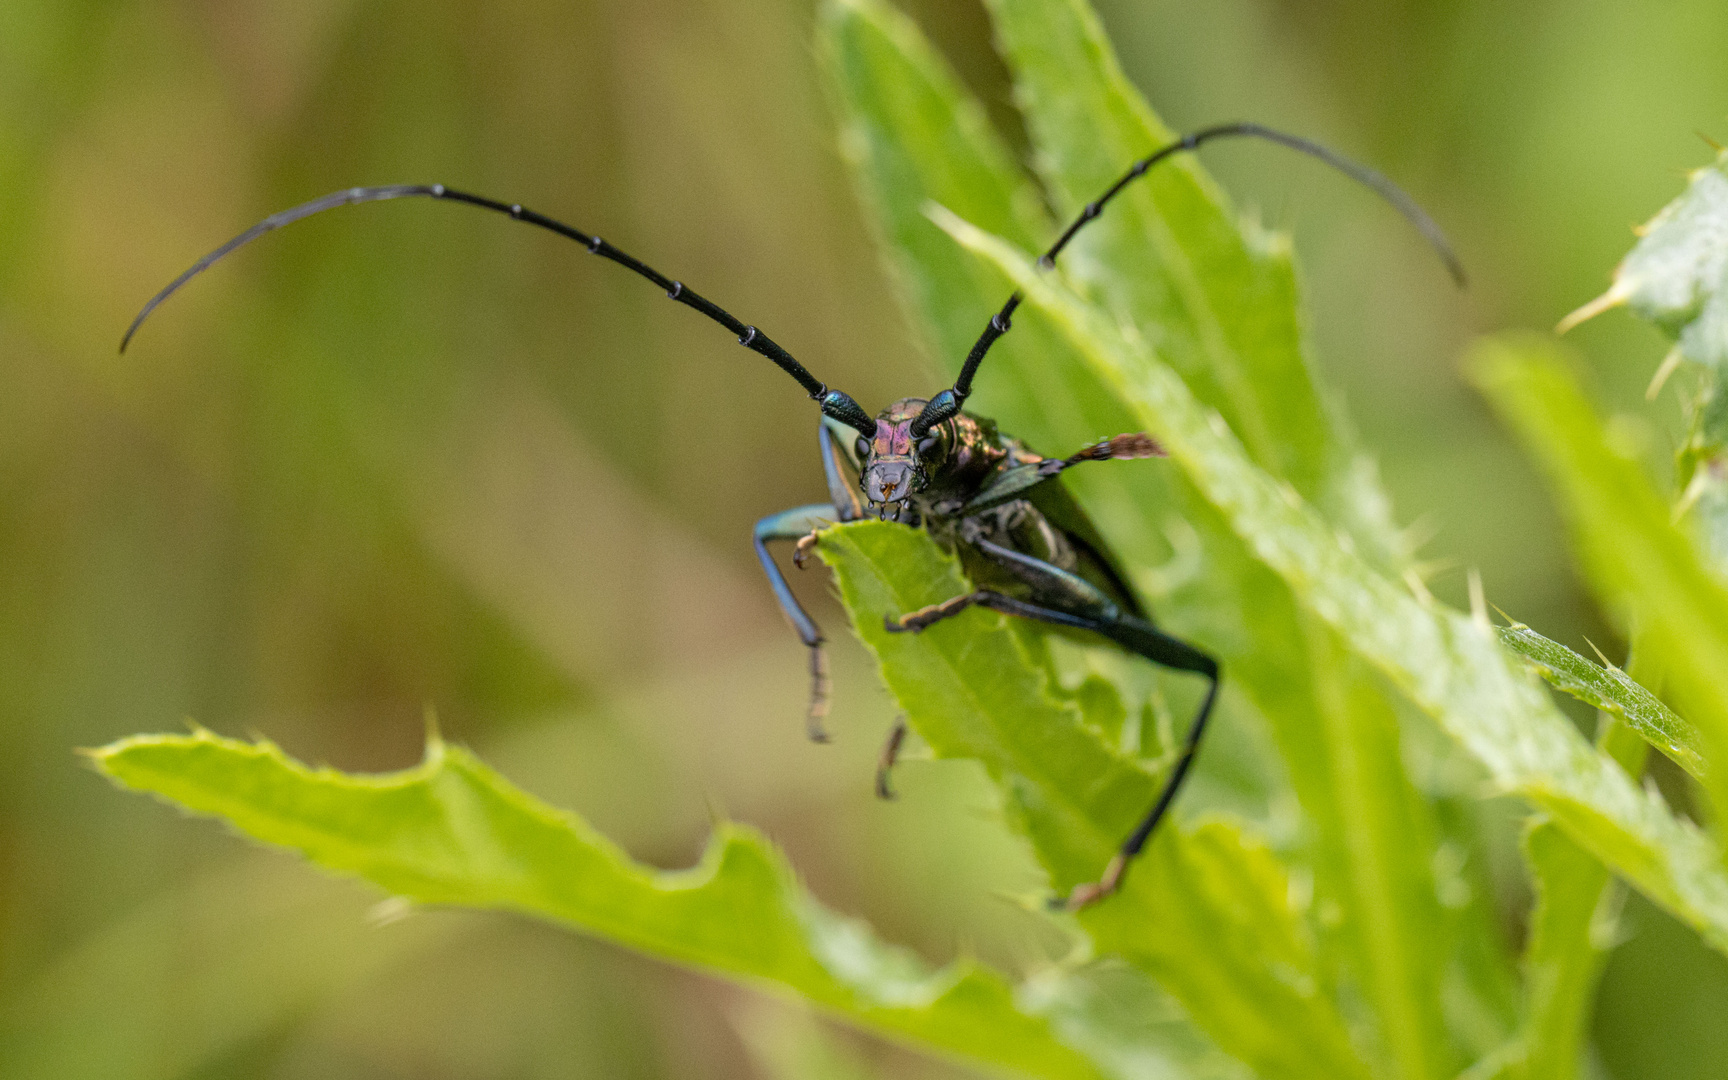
[{"left": 79, "top": 729, "right": 230, "bottom": 785}]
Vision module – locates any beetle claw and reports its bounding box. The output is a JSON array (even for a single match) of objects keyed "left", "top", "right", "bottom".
[
  {"left": 791, "top": 530, "right": 820, "bottom": 570},
  {"left": 1053, "top": 854, "right": 1127, "bottom": 912}
]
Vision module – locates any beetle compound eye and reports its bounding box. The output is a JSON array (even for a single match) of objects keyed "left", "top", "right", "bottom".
[
  {"left": 917, "top": 436, "right": 939, "bottom": 457},
  {"left": 855, "top": 436, "right": 871, "bottom": 460}
]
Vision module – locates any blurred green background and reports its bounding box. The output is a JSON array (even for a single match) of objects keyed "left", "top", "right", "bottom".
[{"left": 3, "top": 0, "right": 1727, "bottom": 1076}]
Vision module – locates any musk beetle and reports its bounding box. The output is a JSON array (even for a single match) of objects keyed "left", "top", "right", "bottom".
[{"left": 123, "top": 122, "right": 1461, "bottom": 908}]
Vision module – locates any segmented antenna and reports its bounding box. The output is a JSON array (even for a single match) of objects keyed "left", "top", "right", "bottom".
[
  {"left": 120, "top": 183, "right": 879, "bottom": 437},
  {"left": 910, "top": 122, "right": 1466, "bottom": 437}
]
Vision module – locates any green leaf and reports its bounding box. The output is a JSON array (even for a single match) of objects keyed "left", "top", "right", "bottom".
[
  {"left": 1529, "top": 142, "right": 1728, "bottom": 1054},
  {"left": 1295, "top": 625, "right": 1465, "bottom": 1075},
  {"left": 88, "top": 730, "right": 1106, "bottom": 1080},
  {"left": 1515, "top": 820, "right": 1613, "bottom": 1080},
  {"left": 1496, "top": 622, "right": 1706, "bottom": 780},
  {"left": 1504, "top": 713, "right": 1656, "bottom": 1078},
  {"left": 980, "top": 0, "right": 1369, "bottom": 540},
  {"left": 1459, "top": 817, "right": 1629, "bottom": 1080},
  {"left": 1565, "top": 150, "right": 1728, "bottom": 575},
  {"left": 820, "top": 2, "right": 1487, "bottom": 1073},
  {"left": 818, "top": 521, "right": 1371, "bottom": 1080},
  {"left": 1469, "top": 336, "right": 1728, "bottom": 834},
  {"left": 934, "top": 211, "right": 1728, "bottom": 957},
  {"left": 1503, "top": 691, "right": 1651, "bottom": 1080},
  {"left": 1022, "top": 962, "right": 1254, "bottom": 1080},
  {"left": 1572, "top": 149, "right": 1728, "bottom": 372}
]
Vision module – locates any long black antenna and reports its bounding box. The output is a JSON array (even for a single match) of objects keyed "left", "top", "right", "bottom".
[
  {"left": 120, "top": 184, "right": 879, "bottom": 437},
  {"left": 910, "top": 121, "right": 1467, "bottom": 437}
]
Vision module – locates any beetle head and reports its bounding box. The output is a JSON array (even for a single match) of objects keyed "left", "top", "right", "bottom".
[{"left": 855, "top": 400, "right": 947, "bottom": 516}]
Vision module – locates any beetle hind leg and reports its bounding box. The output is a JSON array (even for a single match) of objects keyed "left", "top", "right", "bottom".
[
  {"left": 886, "top": 544, "right": 1220, "bottom": 910},
  {"left": 1059, "top": 624, "right": 1218, "bottom": 910},
  {"left": 888, "top": 591, "right": 994, "bottom": 633}
]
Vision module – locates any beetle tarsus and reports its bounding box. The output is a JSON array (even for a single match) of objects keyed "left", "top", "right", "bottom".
[
  {"left": 1054, "top": 854, "right": 1127, "bottom": 912},
  {"left": 805, "top": 642, "right": 831, "bottom": 743},
  {"left": 1065, "top": 432, "right": 1165, "bottom": 466},
  {"left": 884, "top": 592, "right": 988, "bottom": 633},
  {"left": 875, "top": 717, "right": 908, "bottom": 800}
]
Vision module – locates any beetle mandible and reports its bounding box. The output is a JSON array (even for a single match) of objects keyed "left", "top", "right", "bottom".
[{"left": 123, "top": 122, "right": 1461, "bottom": 909}]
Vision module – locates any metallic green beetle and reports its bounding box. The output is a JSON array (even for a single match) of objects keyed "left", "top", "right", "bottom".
[{"left": 123, "top": 122, "right": 1460, "bottom": 908}]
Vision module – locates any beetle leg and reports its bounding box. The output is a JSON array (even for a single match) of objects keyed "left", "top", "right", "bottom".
[
  {"left": 875, "top": 716, "right": 908, "bottom": 800},
  {"left": 1053, "top": 432, "right": 1165, "bottom": 468},
  {"left": 755, "top": 504, "right": 844, "bottom": 741},
  {"left": 1054, "top": 614, "right": 1215, "bottom": 912},
  {"left": 819, "top": 417, "right": 867, "bottom": 522},
  {"left": 885, "top": 542, "right": 1219, "bottom": 911},
  {"left": 884, "top": 591, "right": 992, "bottom": 632},
  {"left": 960, "top": 433, "right": 1166, "bottom": 517}
]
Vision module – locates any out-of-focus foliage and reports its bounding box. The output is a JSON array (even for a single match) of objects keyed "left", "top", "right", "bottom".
[
  {"left": 93, "top": 729, "right": 1107, "bottom": 1080},
  {"left": 86, "top": 2, "right": 1728, "bottom": 1079},
  {"left": 1570, "top": 150, "right": 1728, "bottom": 374},
  {"left": 1472, "top": 339, "right": 1728, "bottom": 841},
  {"left": 1468, "top": 145, "right": 1728, "bottom": 1075},
  {"left": 1618, "top": 155, "right": 1728, "bottom": 578},
  {"left": 12, "top": 0, "right": 1728, "bottom": 1077}
]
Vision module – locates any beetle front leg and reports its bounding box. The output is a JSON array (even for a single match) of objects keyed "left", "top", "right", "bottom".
[{"left": 754, "top": 504, "right": 844, "bottom": 741}]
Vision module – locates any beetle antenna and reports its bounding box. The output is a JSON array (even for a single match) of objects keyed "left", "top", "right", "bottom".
[
  {"left": 911, "top": 121, "right": 1466, "bottom": 437},
  {"left": 120, "top": 184, "right": 879, "bottom": 437}
]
